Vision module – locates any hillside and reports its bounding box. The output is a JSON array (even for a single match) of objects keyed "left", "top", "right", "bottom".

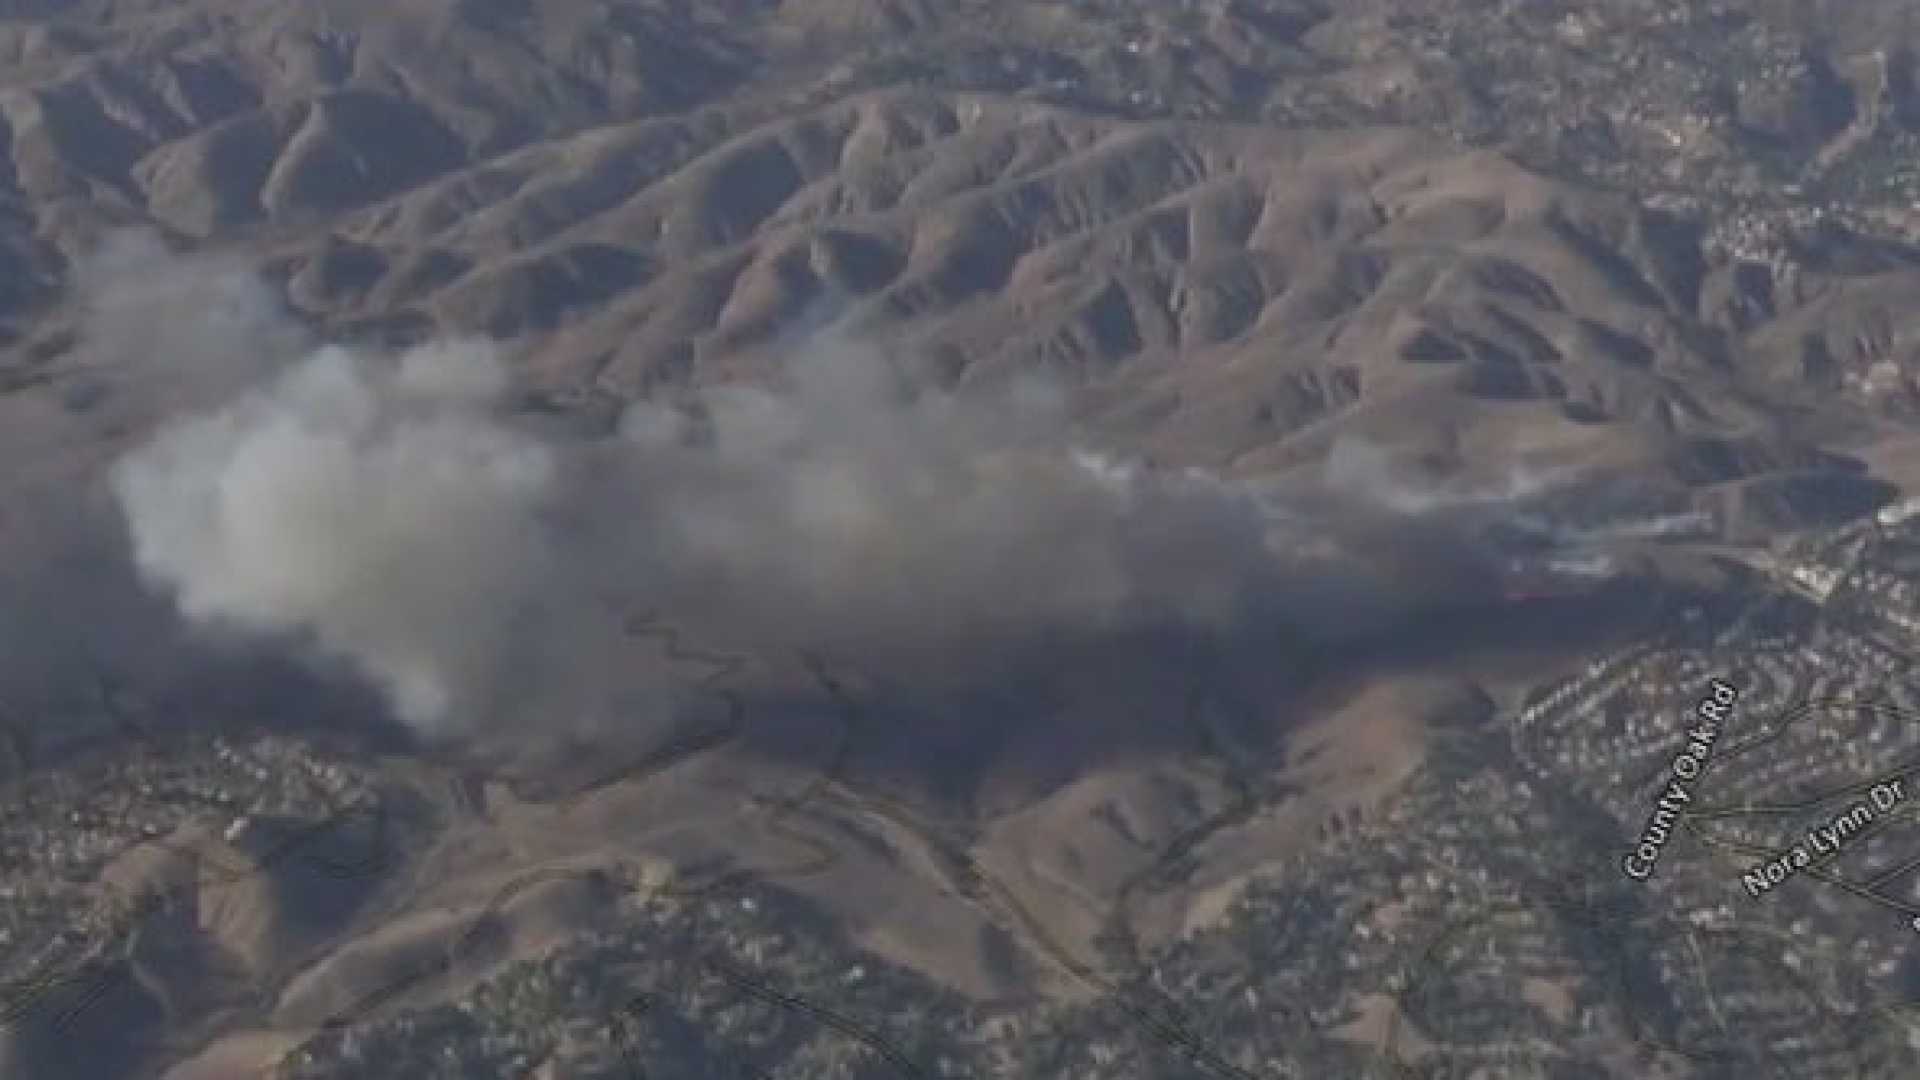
[{"left": 8, "top": 1, "right": 1920, "bottom": 1078}]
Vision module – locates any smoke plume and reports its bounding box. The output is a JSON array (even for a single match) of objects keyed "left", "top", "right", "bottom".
[
  {"left": 90, "top": 231, "right": 1625, "bottom": 747},
  {"left": 112, "top": 341, "right": 560, "bottom": 730},
  {"left": 111, "top": 327, "right": 1292, "bottom": 735}
]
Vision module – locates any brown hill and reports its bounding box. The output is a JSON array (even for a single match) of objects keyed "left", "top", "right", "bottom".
[
  {"left": 0, "top": 0, "right": 1912, "bottom": 527},
  {"left": 12, "top": 2, "right": 1920, "bottom": 1077}
]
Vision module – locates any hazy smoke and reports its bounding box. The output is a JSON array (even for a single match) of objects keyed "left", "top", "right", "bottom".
[
  {"left": 103, "top": 240, "right": 1305, "bottom": 735},
  {"left": 590, "top": 353, "right": 1280, "bottom": 659},
  {"left": 75, "top": 229, "right": 312, "bottom": 410},
  {"left": 114, "top": 327, "right": 1297, "bottom": 735},
  {"left": 1320, "top": 435, "right": 1570, "bottom": 515},
  {"left": 95, "top": 232, "right": 1621, "bottom": 742}
]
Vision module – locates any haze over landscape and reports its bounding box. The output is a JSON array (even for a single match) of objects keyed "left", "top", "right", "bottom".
[{"left": 14, "top": 0, "right": 1920, "bottom": 1077}]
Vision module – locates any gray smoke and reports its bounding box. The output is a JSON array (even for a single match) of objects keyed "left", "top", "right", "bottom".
[
  {"left": 590, "top": 356, "right": 1280, "bottom": 659},
  {"left": 111, "top": 327, "right": 1290, "bottom": 735},
  {"left": 95, "top": 233, "right": 1609, "bottom": 741}
]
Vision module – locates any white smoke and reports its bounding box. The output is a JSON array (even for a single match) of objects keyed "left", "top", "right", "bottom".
[
  {"left": 1579, "top": 511, "right": 1716, "bottom": 541},
  {"left": 1321, "top": 434, "right": 1572, "bottom": 515},
  {"left": 111, "top": 342, "right": 560, "bottom": 732},
  {"left": 96, "top": 233, "right": 1625, "bottom": 742},
  {"left": 598, "top": 347, "right": 1274, "bottom": 661},
  {"left": 103, "top": 246, "right": 1287, "bottom": 735}
]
